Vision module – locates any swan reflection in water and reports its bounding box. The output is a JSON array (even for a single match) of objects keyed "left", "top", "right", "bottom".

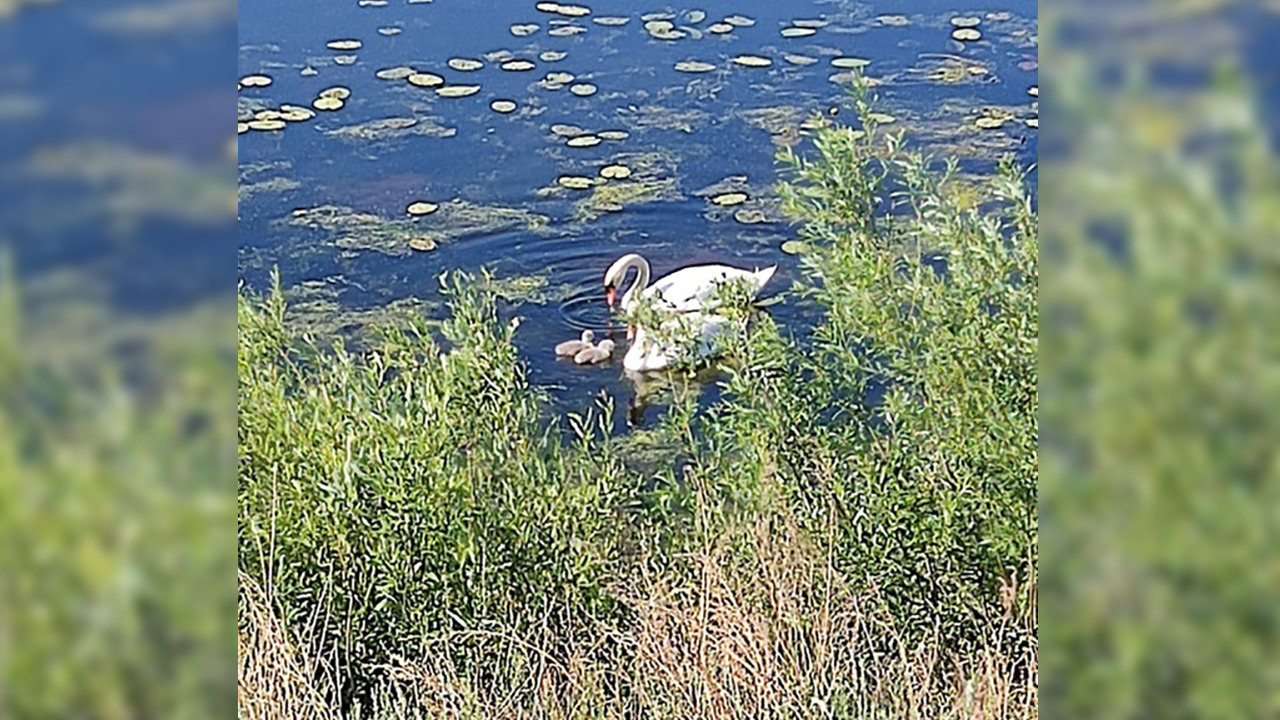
[{"left": 622, "top": 364, "right": 728, "bottom": 427}]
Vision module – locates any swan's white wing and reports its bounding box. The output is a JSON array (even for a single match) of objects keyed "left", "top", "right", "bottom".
[
  {"left": 642, "top": 264, "right": 777, "bottom": 312},
  {"left": 624, "top": 312, "right": 735, "bottom": 372}
]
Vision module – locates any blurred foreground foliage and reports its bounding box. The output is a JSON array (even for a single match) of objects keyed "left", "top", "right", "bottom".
[
  {"left": 1040, "top": 2, "right": 1280, "bottom": 717},
  {"left": 0, "top": 255, "right": 237, "bottom": 720}
]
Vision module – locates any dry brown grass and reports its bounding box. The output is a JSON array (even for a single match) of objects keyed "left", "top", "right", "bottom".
[
  {"left": 237, "top": 523, "right": 1036, "bottom": 720},
  {"left": 239, "top": 570, "right": 335, "bottom": 720}
]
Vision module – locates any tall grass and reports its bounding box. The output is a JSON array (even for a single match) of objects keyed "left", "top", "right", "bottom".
[{"left": 237, "top": 88, "right": 1037, "bottom": 719}]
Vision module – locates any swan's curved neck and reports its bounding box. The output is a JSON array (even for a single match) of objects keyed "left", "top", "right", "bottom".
[{"left": 618, "top": 255, "right": 650, "bottom": 310}]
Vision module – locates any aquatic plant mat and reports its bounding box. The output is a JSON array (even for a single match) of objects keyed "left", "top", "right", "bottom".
[{"left": 238, "top": 88, "right": 1037, "bottom": 719}]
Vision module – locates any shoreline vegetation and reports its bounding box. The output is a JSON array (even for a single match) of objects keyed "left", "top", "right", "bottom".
[{"left": 237, "top": 84, "right": 1038, "bottom": 719}]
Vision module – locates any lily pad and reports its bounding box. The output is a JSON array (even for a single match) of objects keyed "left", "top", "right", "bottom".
[
  {"left": 557, "top": 175, "right": 598, "bottom": 189},
  {"left": 675, "top": 60, "right": 717, "bottom": 73},
  {"left": 707, "top": 22, "right": 733, "bottom": 33},
  {"left": 733, "top": 208, "right": 767, "bottom": 224},
  {"left": 780, "top": 27, "right": 816, "bottom": 38},
  {"left": 501, "top": 59, "right": 536, "bottom": 71},
  {"left": 247, "top": 119, "right": 286, "bottom": 131},
  {"left": 544, "top": 2, "right": 590, "bottom": 17},
  {"left": 551, "top": 123, "right": 586, "bottom": 137},
  {"left": 732, "top": 55, "right": 772, "bottom": 68},
  {"left": 569, "top": 83, "right": 598, "bottom": 96},
  {"left": 544, "top": 71, "right": 575, "bottom": 84},
  {"left": 711, "top": 191, "right": 748, "bottom": 206},
  {"left": 975, "top": 116, "right": 1007, "bottom": 129},
  {"left": 566, "top": 134, "right": 602, "bottom": 147},
  {"left": 279, "top": 105, "right": 316, "bottom": 121},
  {"left": 780, "top": 240, "right": 807, "bottom": 254},
  {"left": 831, "top": 57, "right": 870, "bottom": 69},
  {"left": 599, "top": 164, "right": 631, "bottom": 179},
  {"left": 950, "top": 16, "right": 982, "bottom": 27},
  {"left": 319, "top": 86, "right": 351, "bottom": 99},
  {"left": 407, "top": 72, "right": 445, "bottom": 87},
  {"left": 407, "top": 201, "right": 439, "bottom": 216},
  {"left": 793, "top": 19, "right": 828, "bottom": 28},
  {"left": 490, "top": 99, "right": 517, "bottom": 113},
  {"left": 239, "top": 74, "right": 273, "bottom": 87},
  {"left": 510, "top": 23, "right": 539, "bottom": 36},
  {"left": 783, "top": 53, "right": 819, "bottom": 66},
  {"left": 597, "top": 130, "right": 629, "bottom": 140},
  {"left": 685, "top": 9, "right": 706, "bottom": 23},
  {"left": 326, "top": 39, "right": 363, "bottom": 51},
  {"left": 951, "top": 28, "right": 981, "bottom": 41},
  {"left": 333, "top": 55, "right": 358, "bottom": 66},
  {"left": 723, "top": 14, "right": 755, "bottom": 27},
  {"left": 377, "top": 26, "right": 402, "bottom": 36},
  {"left": 408, "top": 236, "right": 438, "bottom": 252},
  {"left": 1028, "top": 85, "right": 1038, "bottom": 97},
  {"left": 593, "top": 15, "right": 629, "bottom": 25},
  {"left": 376, "top": 66, "right": 416, "bottom": 80},
  {"left": 312, "top": 96, "right": 345, "bottom": 111},
  {"left": 436, "top": 85, "right": 482, "bottom": 98},
  {"left": 1026, "top": 117, "right": 1038, "bottom": 128},
  {"left": 447, "top": 58, "right": 484, "bottom": 71},
  {"left": 237, "top": 122, "right": 249, "bottom": 134},
  {"left": 548, "top": 25, "right": 587, "bottom": 37},
  {"left": 539, "top": 50, "right": 568, "bottom": 62}
]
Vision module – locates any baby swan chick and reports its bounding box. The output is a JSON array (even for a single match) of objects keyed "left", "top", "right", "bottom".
[
  {"left": 574, "top": 339, "right": 615, "bottom": 365},
  {"left": 555, "top": 329, "right": 595, "bottom": 357}
]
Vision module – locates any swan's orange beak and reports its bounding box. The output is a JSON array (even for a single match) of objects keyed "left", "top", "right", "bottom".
[
  {"left": 626, "top": 324, "right": 636, "bottom": 341},
  {"left": 605, "top": 286, "right": 616, "bottom": 308}
]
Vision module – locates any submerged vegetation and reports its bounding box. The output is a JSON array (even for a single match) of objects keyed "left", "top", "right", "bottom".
[{"left": 238, "top": 87, "right": 1037, "bottom": 718}]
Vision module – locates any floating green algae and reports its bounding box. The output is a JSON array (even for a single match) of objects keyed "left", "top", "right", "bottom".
[
  {"left": 326, "top": 115, "right": 457, "bottom": 142},
  {"left": 284, "top": 200, "right": 549, "bottom": 256},
  {"left": 617, "top": 104, "right": 708, "bottom": 133},
  {"left": 284, "top": 279, "right": 441, "bottom": 340},
  {"left": 478, "top": 272, "right": 574, "bottom": 306},
  {"left": 238, "top": 176, "right": 301, "bottom": 202},
  {"left": 569, "top": 149, "right": 681, "bottom": 221},
  {"left": 739, "top": 104, "right": 804, "bottom": 135}
]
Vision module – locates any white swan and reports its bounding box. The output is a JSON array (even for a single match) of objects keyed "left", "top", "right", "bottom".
[
  {"left": 573, "top": 339, "right": 616, "bottom": 365},
  {"left": 602, "top": 253, "right": 777, "bottom": 315},
  {"left": 555, "top": 329, "right": 594, "bottom": 357},
  {"left": 601, "top": 254, "right": 777, "bottom": 372},
  {"left": 623, "top": 312, "right": 735, "bottom": 372}
]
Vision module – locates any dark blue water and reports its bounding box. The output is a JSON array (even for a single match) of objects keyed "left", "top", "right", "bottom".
[
  {"left": 235, "top": 0, "right": 1038, "bottom": 426},
  {"left": 0, "top": 0, "right": 236, "bottom": 315}
]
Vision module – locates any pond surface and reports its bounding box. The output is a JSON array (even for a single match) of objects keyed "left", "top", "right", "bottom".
[{"left": 236, "top": 0, "right": 1039, "bottom": 426}]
